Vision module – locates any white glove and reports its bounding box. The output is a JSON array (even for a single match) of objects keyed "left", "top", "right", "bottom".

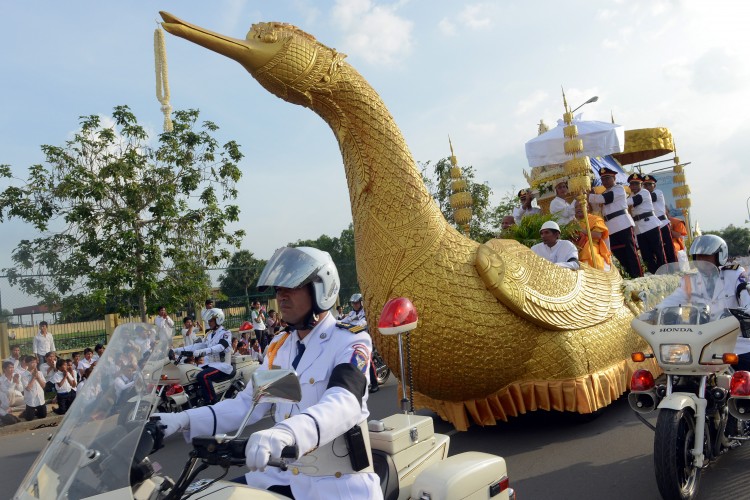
[
  {"left": 245, "top": 425, "right": 296, "bottom": 472},
  {"left": 173, "top": 347, "right": 184, "bottom": 356},
  {"left": 192, "top": 348, "right": 205, "bottom": 357},
  {"left": 152, "top": 412, "right": 190, "bottom": 438}
]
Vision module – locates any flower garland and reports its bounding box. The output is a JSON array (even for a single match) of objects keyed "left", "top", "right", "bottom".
[
  {"left": 621, "top": 274, "right": 681, "bottom": 315},
  {"left": 154, "top": 26, "right": 173, "bottom": 133}
]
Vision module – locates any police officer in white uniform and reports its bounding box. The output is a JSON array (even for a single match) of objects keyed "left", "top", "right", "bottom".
[
  {"left": 174, "top": 308, "right": 235, "bottom": 404},
  {"left": 342, "top": 293, "right": 380, "bottom": 393},
  {"left": 589, "top": 167, "right": 643, "bottom": 278},
  {"left": 154, "top": 247, "right": 381, "bottom": 500},
  {"left": 642, "top": 174, "right": 677, "bottom": 264},
  {"left": 626, "top": 173, "right": 666, "bottom": 274},
  {"left": 658, "top": 235, "right": 750, "bottom": 366}
]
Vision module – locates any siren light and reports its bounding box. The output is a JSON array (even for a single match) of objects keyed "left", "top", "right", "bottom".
[{"left": 378, "top": 297, "right": 419, "bottom": 336}]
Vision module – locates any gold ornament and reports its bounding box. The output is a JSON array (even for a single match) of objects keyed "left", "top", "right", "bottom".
[
  {"left": 672, "top": 185, "right": 691, "bottom": 197},
  {"left": 563, "top": 157, "right": 591, "bottom": 177},
  {"left": 162, "top": 12, "right": 667, "bottom": 429},
  {"left": 563, "top": 125, "right": 578, "bottom": 138},
  {"left": 568, "top": 176, "right": 591, "bottom": 195},
  {"left": 564, "top": 138, "right": 584, "bottom": 155},
  {"left": 673, "top": 173, "right": 685, "bottom": 184},
  {"left": 676, "top": 198, "right": 692, "bottom": 209},
  {"left": 673, "top": 164, "right": 683, "bottom": 174}
]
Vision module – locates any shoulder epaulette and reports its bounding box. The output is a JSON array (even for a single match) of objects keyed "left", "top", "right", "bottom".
[
  {"left": 335, "top": 322, "right": 368, "bottom": 334},
  {"left": 722, "top": 264, "right": 741, "bottom": 271}
]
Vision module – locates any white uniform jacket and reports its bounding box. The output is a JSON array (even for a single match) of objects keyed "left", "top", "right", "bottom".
[
  {"left": 342, "top": 308, "right": 367, "bottom": 327},
  {"left": 650, "top": 189, "right": 670, "bottom": 228},
  {"left": 531, "top": 240, "right": 580, "bottom": 270},
  {"left": 589, "top": 185, "right": 635, "bottom": 234},
  {"left": 191, "top": 326, "right": 234, "bottom": 375},
  {"left": 32, "top": 333, "right": 55, "bottom": 358},
  {"left": 512, "top": 205, "right": 541, "bottom": 224},
  {"left": 627, "top": 190, "right": 660, "bottom": 235},
  {"left": 183, "top": 312, "right": 381, "bottom": 500}
]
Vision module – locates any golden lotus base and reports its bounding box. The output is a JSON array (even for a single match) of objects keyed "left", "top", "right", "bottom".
[{"left": 408, "top": 357, "right": 662, "bottom": 431}]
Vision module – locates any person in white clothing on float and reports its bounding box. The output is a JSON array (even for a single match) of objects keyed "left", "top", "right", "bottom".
[
  {"left": 549, "top": 180, "right": 575, "bottom": 225},
  {"left": 531, "top": 220, "right": 580, "bottom": 270}
]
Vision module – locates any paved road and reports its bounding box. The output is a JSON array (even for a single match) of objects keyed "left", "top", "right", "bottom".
[{"left": 4, "top": 377, "right": 749, "bottom": 499}]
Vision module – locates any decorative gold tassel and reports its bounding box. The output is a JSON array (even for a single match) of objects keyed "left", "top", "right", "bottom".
[
  {"left": 673, "top": 185, "right": 691, "bottom": 197},
  {"left": 154, "top": 26, "right": 173, "bottom": 133},
  {"left": 676, "top": 198, "right": 692, "bottom": 209}
]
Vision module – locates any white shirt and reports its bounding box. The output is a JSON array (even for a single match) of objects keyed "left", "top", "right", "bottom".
[
  {"left": 251, "top": 309, "right": 266, "bottom": 331},
  {"left": 513, "top": 205, "right": 541, "bottom": 224},
  {"left": 78, "top": 358, "right": 95, "bottom": 377},
  {"left": 550, "top": 196, "right": 575, "bottom": 225},
  {"left": 33, "top": 332, "right": 55, "bottom": 358},
  {"left": 589, "top": 185, "right": 635, "bottom": 234},
  {"left": 155, "top": 315, "right": 175, "bottom": 332},
  {"left": 182, "top": 327, "right": 201, "bottom": 347},
  {"left": 0, "top": 389, "right": 11, "bottom": 417},
  {"left": 531, "top": 239, "right": 580, "bottom": 270},
  {"left": 650, "top": 188, "right": 670, "bottom": 228},
  {"left": 22, "top": 369, "right": 46, "bottom": 407},
  {"left": 0, "top": 374, "right": 24, "bottom": 401},
  {"left": 4, "top": 356, "right": 20, "bottom": 371},
  {"left": 183, "top": 313, "right": 380, "bottom": 500},
  {"left": 627, "top": 189, "right": 661, "bottom": 235},
  {"left": 51, "top": 370, "right": 74, "bottom": 393}
]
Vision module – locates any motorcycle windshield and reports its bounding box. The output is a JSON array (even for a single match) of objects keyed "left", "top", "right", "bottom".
[
  {"left": 638, "top": 261, "right": 732, "bottom": 325},
  {"left": 15, "top": 323, "right": 171, "bottom": 500}
]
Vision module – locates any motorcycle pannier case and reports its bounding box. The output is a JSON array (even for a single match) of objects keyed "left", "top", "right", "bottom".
[
  {"left": 369, "top": 413, "right": 435, "bottom": 455},
  {"left": 411, "top": 451, "right": 510, "bottom": 500}
]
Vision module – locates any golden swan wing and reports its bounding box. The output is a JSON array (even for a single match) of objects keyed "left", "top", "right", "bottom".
[{"left": 475, "top": 239, "right": 624, "bottom": 331}]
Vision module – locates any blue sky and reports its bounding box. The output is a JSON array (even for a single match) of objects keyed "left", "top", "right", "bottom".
[{"left": 1, "top": 0, "right": 749, "bottom": 308}]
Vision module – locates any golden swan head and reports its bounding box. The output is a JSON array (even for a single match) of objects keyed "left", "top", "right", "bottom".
[{"left": 161, "top": 12, "right": 346, "bottom": 108}]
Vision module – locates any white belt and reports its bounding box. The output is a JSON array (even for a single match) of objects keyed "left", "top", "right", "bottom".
[{"left": 289, "top": 421, "right": 374, "bottom": 477}]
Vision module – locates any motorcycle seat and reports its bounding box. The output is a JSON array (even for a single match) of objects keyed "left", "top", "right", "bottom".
[{"left": 372, "top": 449, "right": 399, "bottom": 500}]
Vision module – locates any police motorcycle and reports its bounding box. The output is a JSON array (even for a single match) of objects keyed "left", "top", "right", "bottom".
[
  {"left": 628, "top": 260, "right": 750, "bottom": 500},
  {"left": 155, "top": 349, "right": 260, "bottom": 412},
  {"left": 371, "top": 346, "right": 391, "bottom": 385},
  {"left": 15, "top": 299, "right": 515, "bottom": 500}
]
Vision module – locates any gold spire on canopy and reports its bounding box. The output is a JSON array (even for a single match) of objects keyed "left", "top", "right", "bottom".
[
  {"left": 447, "top": 137, "right": 473, "bottom": 236},
  {"left": 560, "top": 88, "right": 599, "bottom": 269}
]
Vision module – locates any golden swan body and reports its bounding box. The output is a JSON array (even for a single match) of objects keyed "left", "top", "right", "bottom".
[{"left": 160, "top": 13, "right": 662, "bottom": 430}]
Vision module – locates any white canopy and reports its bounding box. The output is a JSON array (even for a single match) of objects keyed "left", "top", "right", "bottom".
[{"left": 525, "top": 115, "right": 625, "bottom": 168}]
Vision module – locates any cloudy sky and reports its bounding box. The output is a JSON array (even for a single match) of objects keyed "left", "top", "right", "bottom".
[{"left": 1, "top": 0, "right": 749, "bottom": 308}]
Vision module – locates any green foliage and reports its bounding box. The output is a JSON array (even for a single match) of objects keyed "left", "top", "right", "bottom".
[
  {"left": 705, "top": 224, "right": 750, "bottom": 257},
  {"left": 420, "top": 157, "right": 517, "bottom": 243},
  {"left": 289, "top": 224, "right": 358, "bottom": 301},
  {"left": 219, "top": 250, "right": 267, "bottom": 309},
  {"left": 0, "top": 106, "right": 245, "bottom": 320},
  {"left": 501, "top": 212, "right": 578, "bottom": 248}
]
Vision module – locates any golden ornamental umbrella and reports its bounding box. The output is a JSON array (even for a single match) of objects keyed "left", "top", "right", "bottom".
[{"left": 611, "top": 127, "right": 674, "bottom": 165}]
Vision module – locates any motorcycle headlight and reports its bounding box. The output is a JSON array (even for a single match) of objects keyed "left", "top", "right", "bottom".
[{"left": 660, "top": 344, "right": 692, "bottom": 364}]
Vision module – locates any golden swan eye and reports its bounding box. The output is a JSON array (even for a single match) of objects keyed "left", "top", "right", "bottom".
[{"left": 321, "top": 75, "right": 330, "bottom": 83}]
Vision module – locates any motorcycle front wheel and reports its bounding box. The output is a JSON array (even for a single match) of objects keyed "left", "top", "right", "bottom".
[{"left": 654, "top": 408, "right": 701, "bottom": 500}]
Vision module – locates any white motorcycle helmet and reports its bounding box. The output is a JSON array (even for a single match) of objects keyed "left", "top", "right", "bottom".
[
  {"left": 205, "top": 308, "right": 225, "bottom": 327},
  {"left": 350, "top": 293, "right": 363, "bottom": 305},
  {"left": 689, "top": 234, "right": 728, "bottom": 267},
  {"left": 257, "top": 246, "right": 340, "bottom": 313}
]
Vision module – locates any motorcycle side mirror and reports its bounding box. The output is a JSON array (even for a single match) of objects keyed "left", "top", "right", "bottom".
[
  {"left": 251, "top": 369, "right": 302, "bottom": 405},
  {"left": 214, "top": 369, "right": 301, "bottom": 443}
]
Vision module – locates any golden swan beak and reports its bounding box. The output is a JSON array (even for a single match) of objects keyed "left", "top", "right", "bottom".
[{"left": 159, "top": 11, "right": 279, "bottom": 72}]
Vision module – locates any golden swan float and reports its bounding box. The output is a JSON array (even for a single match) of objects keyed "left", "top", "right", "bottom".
[{"left": 160, "top": 12, "right": 664, "bottom": 430}]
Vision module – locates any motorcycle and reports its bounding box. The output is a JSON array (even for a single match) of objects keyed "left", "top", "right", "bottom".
[
  {"left": 15, "top": 300, "right": 516, "bottom": 500},
  {"left": 155, "top": 350, "right": 261, "bottom": 412},
  {"left": 628, "top": 260, "right": 750, "bottom": 500}
]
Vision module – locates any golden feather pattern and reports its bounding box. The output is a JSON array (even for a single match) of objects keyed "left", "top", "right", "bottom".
[{"left": 160, "top": 12, "right": 667, "bottom": 429}]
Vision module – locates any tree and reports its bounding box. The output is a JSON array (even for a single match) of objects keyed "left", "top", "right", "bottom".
[
  {"left": 290, "top": 224, "right": 358, "bottom": 301},
  {"left": 706, "top": 224, "right": 750, "bottom": 258},
  {"left": 0, "top": 106, "right": 245, "bottom": 321},
  {"left": 420, "top": 157, "right": 517, "bottom": 243},
  {"left": 219, "top": 250, "right": 266, "bottom": 309}
]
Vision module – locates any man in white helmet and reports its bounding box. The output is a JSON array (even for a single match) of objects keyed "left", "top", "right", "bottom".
[
  {"left": 531, "top": 220, "right": 580, "bottom": 270},
  {"left": 154, "top": 247, "right": 380, "bottom": 499},
  {"left": 342, "top": 293, "right": 379, "bottom": 393},
  {"left": 172, "top": 308, "right": 235, "bottom": 405}
]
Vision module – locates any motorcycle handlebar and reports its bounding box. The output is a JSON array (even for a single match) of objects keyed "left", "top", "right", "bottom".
[{"left": 191, "top": 437, "right": 299, "bottom": 469}]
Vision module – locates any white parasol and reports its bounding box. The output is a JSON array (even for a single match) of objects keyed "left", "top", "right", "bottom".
[{"left": 525, "top": 115, "right": 625, "bottom": 168}]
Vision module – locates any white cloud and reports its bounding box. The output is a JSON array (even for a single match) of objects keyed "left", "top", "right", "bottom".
[
  {"left": 459, "top": 4, "right": 492, "bottom": 29},
  {"left": 438, "top": 17, "right": 456, "bottom": 36},
  {"left": 689, "top": 47, "right": 747, "bottom": 94},
  {"left": 466, "top": 121, "right": 497, "bottom": 135},
  {"left": 332, "top": 0, "right": 413, "bottom": 65},
  {"left": 515, "top": 90, "right": 549, "bottom": 116}
]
